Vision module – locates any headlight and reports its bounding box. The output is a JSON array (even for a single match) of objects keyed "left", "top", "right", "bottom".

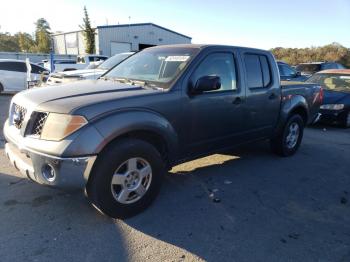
[
  {"left": 41, "top": 113, "right": 88, "bottom": 141},
  {"left": 320, "top": 104, "right": 344, "bottom": 110}
]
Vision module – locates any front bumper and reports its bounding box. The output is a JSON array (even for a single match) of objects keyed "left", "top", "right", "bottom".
[
  {"left": 318, "top": 109, "right": 349, "bottom": 126},
  {"left": 5, "top": 142, "right": 96, "bottom": 189}
]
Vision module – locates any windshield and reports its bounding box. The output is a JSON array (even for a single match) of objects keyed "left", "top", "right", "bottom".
[
  {"left": 98, "top": 53, "right": 133, "bottom": 70},
  {"left": 296, "top": 64, "right": 321, "bottom": 73},
  {"left": 104, "top": 47, "right": 198, "bottom": 89},
  {"left": 306, "top": 73, "right": 350, "bottom": 91}
]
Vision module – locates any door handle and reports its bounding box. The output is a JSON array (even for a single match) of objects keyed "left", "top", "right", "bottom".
[
  {"left": 232, "top": 97, "right": 242, "bottom": 105},
  {"left": 269, "top": 93, "right": 277, "bottom": 100}
]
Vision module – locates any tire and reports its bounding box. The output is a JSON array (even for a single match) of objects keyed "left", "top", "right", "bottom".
[
  {"left": 341, "top": 111, "right": 350, "bottom": 128},
  {"left": 270, "top": 114, "right": 304, "bottom": 157},
  {"left": 0, "top": 82, "right": 3, "bottom": 94},
  {"left": 86, "top": 138, "right": 165, "bottom": 219}
]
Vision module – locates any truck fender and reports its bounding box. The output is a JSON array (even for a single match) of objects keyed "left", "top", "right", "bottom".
[
  {"left": 275, "top": 95, "right": 309, "bottom": 134},
  {"left": 91, "top": 110, "right": 179, "bottom": 160}
]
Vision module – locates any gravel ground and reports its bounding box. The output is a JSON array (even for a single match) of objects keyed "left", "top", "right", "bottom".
[{"left": 0, "top": 94, "right": 349, "bottom": 262}]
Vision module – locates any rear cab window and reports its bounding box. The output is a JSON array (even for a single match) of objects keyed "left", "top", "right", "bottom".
[{"left": 244, "top": 54, "right": 272, "bottom": 88}]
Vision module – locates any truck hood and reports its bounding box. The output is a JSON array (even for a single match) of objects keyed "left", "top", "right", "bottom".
[
  {"left": 56, "top": 68, "right": 106, "bottom": 77},
  {"left": 13, "top": 80, "right": 162, "bottom": 117}
]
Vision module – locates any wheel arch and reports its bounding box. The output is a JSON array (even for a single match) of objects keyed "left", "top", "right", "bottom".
[
  {"left": 92, "top": 110, "right": 179, "bottom": 167},
  {"left": 274, "top": 95, "right": 309, "bottom": 135},
  {"left": 289, "top": 106, "right": 308, "bottom": 125}
]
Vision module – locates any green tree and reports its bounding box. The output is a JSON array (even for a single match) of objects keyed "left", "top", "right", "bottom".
[
  {"left": 34, "top": 18, "right": 51, "bottom": 53},
  {"left": 80, "top": 6, "right": 96, "bottom": 54},
  {"left": 270, "top": 43, "right": 350, "bottom": 68},
  {"left": 16, "top": 32, "right": 35, "bottom": 52},
  {"left": 0, "top": 32, "right": 20, "bottom": 52}
]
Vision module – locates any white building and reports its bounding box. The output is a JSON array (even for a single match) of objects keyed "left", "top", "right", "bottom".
[{"left": 52, "top": 23, "right": 192, "bottom": 56}]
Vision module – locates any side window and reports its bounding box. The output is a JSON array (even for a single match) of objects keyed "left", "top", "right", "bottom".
[
  {"left": 337, "top": 63, "right": 345, "bottom": 69},
  {"left": 191, "top": 53, "right": 237, "bottom": 92},
  {"left": 77, "top": 57, "right": 85, "bottom": 63},
  {"left": 280, "top": 65, "right": 296, "bottom": 77},
  {"left": 95, "top": 56, "right": 105, "bottom": 62},
  {"left": 244, "top": 54, "right": 271, "bottom": 88},
  {"left": 322, "top": 63, "right": 336, "bottom": 70},
  {"left": 260, "top": 56, "right": 271, "bottom": 85},
  {"left": 0, "top": 62, "right": 26, "bottom": 72},
  {"left": 31, "top": 64, "right": 45, "bottom": 74},
  {"left": 0, "top": 62, "right": 7, "bottom": 70}
]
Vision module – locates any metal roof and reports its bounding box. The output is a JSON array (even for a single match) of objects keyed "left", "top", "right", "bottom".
[
  {"left": 97, "top": 23, "right": 192, "bottom": 40},
  {"left": 317, "top": 69, "right": 350, "bottom": 74}
]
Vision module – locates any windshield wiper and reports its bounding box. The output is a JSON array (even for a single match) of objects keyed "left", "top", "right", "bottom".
[
  {"left": 103, "top": 77, "right": 163, "bottom": 90},
  {"left": 131, "top": 80, "right": 163, "bottom": 90}
]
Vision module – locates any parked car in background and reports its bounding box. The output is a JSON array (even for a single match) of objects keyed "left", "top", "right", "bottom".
[
  {"left": 44, "top": 55, "right": 108, "bottom": 72},
  {"left": 3, "top": 44, "right": 323, "bottom": 218},
  {"left": 277, "top": 61, "right": 308, "bottom": 82},
  {"left": 0, "top": 59, "right": 48, "bottom": 93},
  {"left": 296, "top": 62, "right": 345, "bottom": 77},
  {"left": 306, "top": 69, "right": 350, "bottom": 127},
  {"left": 45, "top": 52, "right": 134, "bottom": 86}
]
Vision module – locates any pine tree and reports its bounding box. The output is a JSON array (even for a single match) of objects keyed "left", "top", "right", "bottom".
[
  {"left": 34, "top": 18, "right": 51, "bottom": 53},
  {"left": 80, "top": 6, "right": 96, "bottom": 54}
]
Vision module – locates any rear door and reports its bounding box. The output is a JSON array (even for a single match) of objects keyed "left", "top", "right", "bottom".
[
  {"left": 0, "top": 61, "right": 26, "bottom": 91},
  {"left": 241, "top": 51, "right": 281, "bottom": 137}
]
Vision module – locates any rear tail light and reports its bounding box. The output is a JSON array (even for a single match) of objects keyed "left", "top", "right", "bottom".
[
  {"left": 319, "top": 86, "right": 324, "bottom": 102},
  {"left": 313, "top": 86, "right": 323, "bottom": 104}
]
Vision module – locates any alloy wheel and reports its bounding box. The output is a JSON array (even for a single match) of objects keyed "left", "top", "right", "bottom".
[
  {"left": 285, "top": 122, "right": 300, "bottom": 149},
  {"left": 110, "top": 157, "right": 152, "bottom": 204}
]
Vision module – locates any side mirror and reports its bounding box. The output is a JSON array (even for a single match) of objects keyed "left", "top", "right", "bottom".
[
  {"left": 296, "top": 71, "right": 301, "bottom": 77},
  {"left": 192, "top": 75, "right": 221, "bottom": 94}
]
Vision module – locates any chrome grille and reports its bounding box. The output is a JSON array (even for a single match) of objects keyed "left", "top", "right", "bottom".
[
  {"left": 12, "top": 104, "right": 27, "bottom": 129},
  {"left": 30, "top": 112, "right": 48, "bottom": 136}
]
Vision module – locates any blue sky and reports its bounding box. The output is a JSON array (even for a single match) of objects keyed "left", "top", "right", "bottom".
[{"left": 1, "top": 0, "right": 349, "bottom": 49}]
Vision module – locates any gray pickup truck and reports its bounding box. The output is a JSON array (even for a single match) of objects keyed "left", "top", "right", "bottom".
[{"left": 3, "top": 45, "right": 323, "bottom": 218}]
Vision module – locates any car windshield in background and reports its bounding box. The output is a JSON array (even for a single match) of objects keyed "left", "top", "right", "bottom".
[
  {"left": 98, "top": 53, "right": 133, "bottom": 70},
  {"left": 104, "top": 47, "right": 198, "bottom": 88},
  {"left": 307, "top": 73, "right": 350, "bottom": 91},
  {"left": 296, "top": 64, "right": 321, "bottom": 73}
]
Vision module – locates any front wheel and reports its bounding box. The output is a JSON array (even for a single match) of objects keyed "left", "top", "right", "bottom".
[
  {"left": 270, "top": 114, "right": 304, "bottom": 157},
  {"left": 86, "top": 138, "right": 165, "bottom": 219}
]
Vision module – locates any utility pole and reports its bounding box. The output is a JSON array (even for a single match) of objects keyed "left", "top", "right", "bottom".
[{"left": 49, "top": 34, "right": 55, "bottom": 72}]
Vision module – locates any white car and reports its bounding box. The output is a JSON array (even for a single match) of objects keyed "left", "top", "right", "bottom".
[
  {"left": 45, "top": 52, "right": 134, "bottom": 86},
  {"left": 44, "top": 55, "right": 108, "bottom": 72},
  {"left": 0, "top": 59, "right": 48, "bottom": 93}
]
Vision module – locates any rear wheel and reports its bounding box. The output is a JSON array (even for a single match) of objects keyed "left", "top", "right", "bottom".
[
  {"left": 270, "top": 114, "right": 304, "bottom": 157},
  {"left": 86, "top": 138, "right": 165, "bottom": 219},
  {"left": 0, "top": 82, "right": 3, "bottom": 94}
]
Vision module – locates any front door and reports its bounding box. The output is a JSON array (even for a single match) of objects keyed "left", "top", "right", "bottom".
[{"left": 183, "top": 51, "right": 247, "bottom": 156}]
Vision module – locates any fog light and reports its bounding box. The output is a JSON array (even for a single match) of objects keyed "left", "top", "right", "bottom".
[{"left": 42, "top": 164, "right": 56, "bottom": 182}]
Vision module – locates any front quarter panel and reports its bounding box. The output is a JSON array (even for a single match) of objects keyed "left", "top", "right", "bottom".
[{"left": 90, "top": 109, "right": 179, "bottom": 160}]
